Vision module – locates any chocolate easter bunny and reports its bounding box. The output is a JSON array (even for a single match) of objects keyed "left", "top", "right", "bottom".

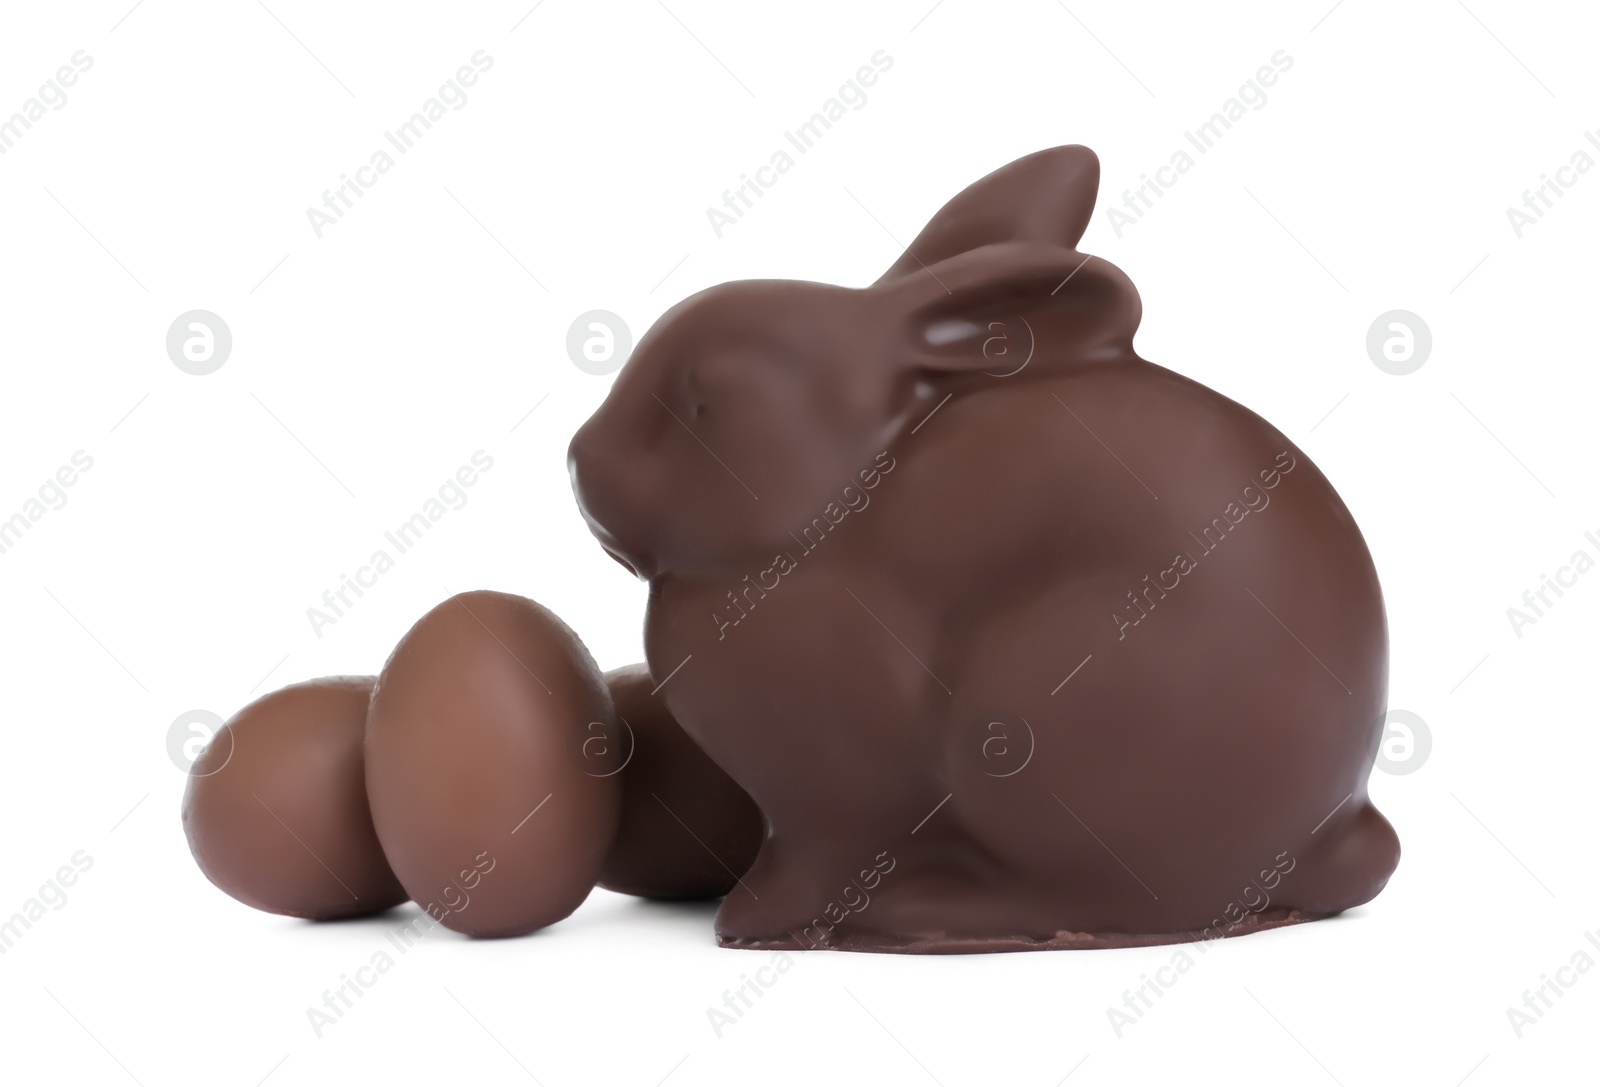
[{"left": 570, "top": 146, "right": 1399, "bottom": 952}]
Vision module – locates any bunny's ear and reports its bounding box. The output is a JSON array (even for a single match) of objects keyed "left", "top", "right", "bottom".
[
  {"left": 873, "top": 146, "right": 1100, "bottom": 286},
  {"left": 880, "top": 241, "right": 1142, "bottom": 374}
]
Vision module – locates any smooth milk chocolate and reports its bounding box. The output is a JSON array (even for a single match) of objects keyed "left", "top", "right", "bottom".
[
  {"left": 569, "top": 145, "right": 1400, "bottom": 953},
  {"left": 599, "top": 663, "right": 764, "bottom": 899},
  {"left": 183, "top": 676, "right": 407, "bottom": 920},
  {"left": 365, "top": 591, "right": 622, "bottom": 937}
]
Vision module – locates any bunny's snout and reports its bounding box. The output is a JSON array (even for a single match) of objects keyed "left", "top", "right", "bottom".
[{"left": 568, "top": 423, "right": 656, "bottom": 581}]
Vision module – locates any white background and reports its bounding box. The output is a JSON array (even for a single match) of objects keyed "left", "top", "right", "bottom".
[{"left": 1, "top": 1, "right": 1596, "bottom": 1084}]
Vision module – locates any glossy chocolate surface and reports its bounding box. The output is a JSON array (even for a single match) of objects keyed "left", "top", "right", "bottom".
[
  {"left": 183, "top": 676, "right": 407, "bottom": 920},
  {"left": 570, "top": 145, "right": 1399, "bottom": 952},
  {"left": 599, "top": 663, "right": 763, "bottom": 900},
  {"left": 366, "top": 591, "right": 621, "bottom": 937}
]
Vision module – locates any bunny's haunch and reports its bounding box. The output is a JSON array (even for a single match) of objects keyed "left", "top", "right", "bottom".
[
  {"left": 1111, "top": 451, "right": 1297, "bottom": 641},
  {"left": 570, "top": 145, "right": 1400, "bottom": 953}
]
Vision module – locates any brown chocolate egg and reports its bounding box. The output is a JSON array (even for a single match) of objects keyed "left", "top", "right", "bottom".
[
  {"left": 599, "top": 663, "right": 764, "bottom": 899},
  {"left": 182, "top": 676, "right": 408, "bottom": 920},
  {"left": 365, "top": 591, "right": 622, "bottom": 937}
]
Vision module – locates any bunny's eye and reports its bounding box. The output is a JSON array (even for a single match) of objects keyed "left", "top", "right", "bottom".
[
  {"left": 686, "top": 351, "right": 765, "bottom": 419},
  {"left": 686, "top": 360, "right": 736, "bottom": 414}
]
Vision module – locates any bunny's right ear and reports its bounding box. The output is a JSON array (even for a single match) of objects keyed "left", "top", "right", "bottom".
[{"left": 873, "top": 146, "right": 1100, "bottom": 286}]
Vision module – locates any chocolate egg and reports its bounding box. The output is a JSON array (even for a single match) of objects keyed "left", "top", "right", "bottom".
[
  {"left": 599, "top": 664, "right": 764, "bottom": 899},
  {"left": 182, "top": 676, "right": 408, "bottom": 920},
  {"left": 366, "top": 591, "right": 621, "bottom": 936}
]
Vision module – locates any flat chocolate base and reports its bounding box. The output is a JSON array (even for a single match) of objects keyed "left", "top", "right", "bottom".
[{"left": 718, "top": 907, "right": 1329, "bottom": 955}]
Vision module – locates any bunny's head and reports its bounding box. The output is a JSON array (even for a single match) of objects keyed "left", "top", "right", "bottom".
[{"left": 569, "top": 145, "right": 1142, "bottom": 578}]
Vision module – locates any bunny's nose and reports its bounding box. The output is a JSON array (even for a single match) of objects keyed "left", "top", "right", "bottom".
[{"left": 566, "top": 428, "right": 612, "bottom": 527}]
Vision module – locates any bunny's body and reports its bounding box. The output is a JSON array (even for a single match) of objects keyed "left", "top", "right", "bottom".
[{"left": 571, "top": 146, "right": 1399, "bottom": 952}]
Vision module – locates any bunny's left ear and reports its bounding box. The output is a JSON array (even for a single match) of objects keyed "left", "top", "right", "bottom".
[
  {"left": 874, "top": 145, "right": 1100, "bottom": 286},
  {"left": 868, "top": 146, "right": 1140, "bottom": 373}
]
